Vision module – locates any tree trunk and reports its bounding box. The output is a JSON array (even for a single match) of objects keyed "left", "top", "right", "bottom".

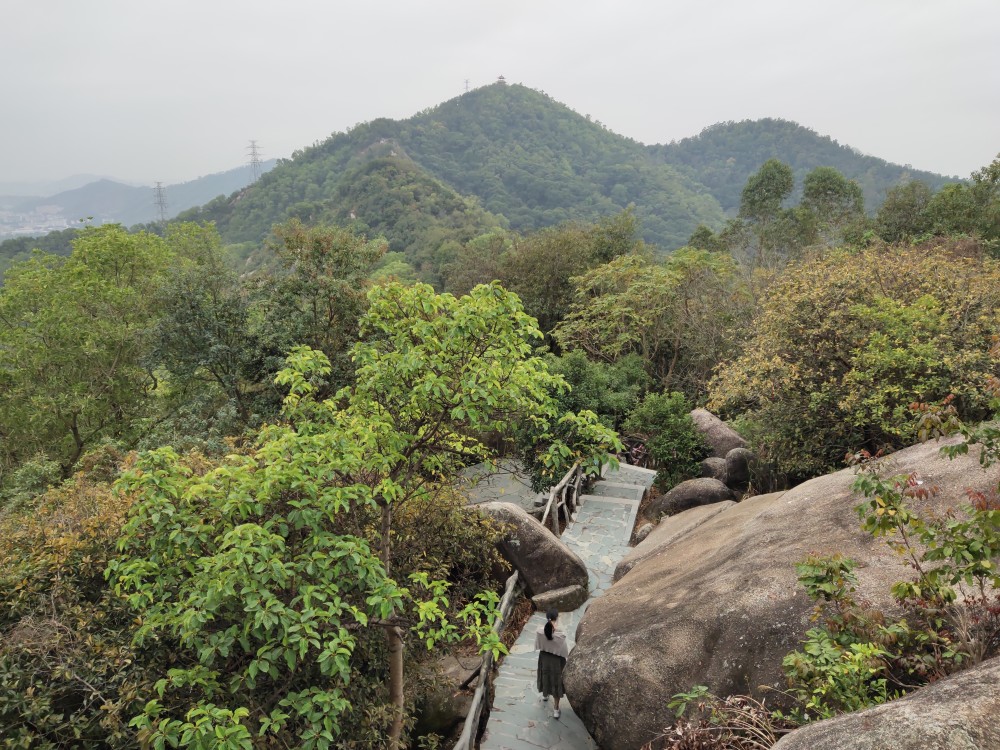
[
  {"left": 380, "top": 502, "right": 406, "bottom": 750},
  {"left": 386, "top": 624, "right": 406, "bottom": 750}
]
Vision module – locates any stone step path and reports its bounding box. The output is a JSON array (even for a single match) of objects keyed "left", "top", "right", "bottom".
[{"left": 478, "top": 464, "right": 653, "bottom": 749}]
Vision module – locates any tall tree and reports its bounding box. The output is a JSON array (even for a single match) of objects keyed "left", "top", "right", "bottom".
[
  {"left": 709, "top": 240, "right": 1000, "bottom": 481},
  {"left": 113, "top": 282, "right": 619, "bottom": 750},
  {"left": 553, "top": 249, "right": 748, "bottom": 400},
  {"left": 0, "top": 225, "right": 173, "bottom": 478},
  {"left": 800, "top": 166, "right": 865, "bottom": 247},
  {"left": 254, "top": 220, "right": 387, "bottom": 392}
]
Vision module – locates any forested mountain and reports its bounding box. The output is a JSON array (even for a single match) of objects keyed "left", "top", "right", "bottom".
[
  {"left": 178, "top": 85, "right": 960, "bottom": 257},
  {"left": 179, "top": 83, "right": 727, "bottom": 251},
  {"left": 3, "top": 85, "right": 962, "bottom": 284},
  {"left": 654, "top": 118, "right": 957, "bottom": 214},
  {"left": 183, "top": 147, "right": 505, "bottom": 284}
]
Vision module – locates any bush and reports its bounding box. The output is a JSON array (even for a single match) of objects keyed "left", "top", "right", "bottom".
[
  {"left": 624, "top": 392, "right": 709, "bottom": 491},
  {"left": 709, "top": 241, "right": 1000, "bottom": 481},
  {"left": 0, "top": 456, "right": 154, "bottom": 748}
]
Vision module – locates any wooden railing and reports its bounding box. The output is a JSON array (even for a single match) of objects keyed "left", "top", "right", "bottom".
[
  {"left": 452, "top": 461, "right": 588, "bottom": 748},
  {"left": 451, "top": 570, "right": 521, "bottom": 750},
  {"left": 539, "top": 461, "right": 584, "bottom": 536}
]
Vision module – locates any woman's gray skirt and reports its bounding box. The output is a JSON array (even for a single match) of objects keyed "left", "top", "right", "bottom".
[{"left": 536, "top": 650, "right": 566, "bottom": 698}]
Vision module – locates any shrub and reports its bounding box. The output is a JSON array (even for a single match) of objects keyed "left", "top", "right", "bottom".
[{"left": 623, "top": 392, "right": 709, "bottom": 491}]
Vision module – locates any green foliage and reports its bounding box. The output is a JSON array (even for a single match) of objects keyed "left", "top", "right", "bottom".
[
  {"left": 623, "top": 392, "right": 708, "bottom": 491},
  {"left": 109, "top": 281, "right": 617, "bottom": 749},
  {"left": 874, "top": 181, "right": 934, "bottom": 243},
  {"left": 554, "top": 248, "right": 749, "bottom": 400},
  {"left": 782, "top": 630, "right": 894, "bottom": 721},
  {"left": 782, "top": 409, "right": 1000, "bottom": 724},
  {"left": 545, "top": 350, "right": 651, "bottom": 430},
  {"left": 0, "top": 452, "right": 156, "bottom": 749},
  {"left": 653, "top": 117, "right": 953, "bottom": 215},
  {"left": 491, "top": 210, "right": 645, "bottom": 333},
  {"left": 709, "top": 242, "right": 1000, "bottom": 480},
  {"left": 800, "top": 167, "right": 866, "bottom": 247},
  {"left": 0, "top": 225, "right": 175, "bottom": 479},
  {"left": 254, "top": 220, "right": 387, "bottom": 393}
]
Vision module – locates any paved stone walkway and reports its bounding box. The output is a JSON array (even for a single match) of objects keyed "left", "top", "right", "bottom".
[{"left": 479, "top": 464, "right": 655, "bottom": 750}]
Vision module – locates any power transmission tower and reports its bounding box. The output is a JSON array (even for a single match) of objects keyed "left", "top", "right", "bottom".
[
  {"left": 247, "top": 140, "right": 263, "bottom": 182},
  {"left": 464, "top": 78, "right": 470, "bottom": 93},
  {"left": 153, "top": 182, "right": 168, "bottom": 224}
]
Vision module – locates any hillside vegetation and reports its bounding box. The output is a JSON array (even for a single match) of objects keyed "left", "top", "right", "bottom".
[
  {"left": 655, "top": 118, "right": 956, "bottom": 214},
  {"left": 1, "top": 81, "right": 998, "bottom": 748}
]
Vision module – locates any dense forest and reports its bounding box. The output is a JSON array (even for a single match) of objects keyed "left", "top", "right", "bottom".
[
  {"left": 1, "top": 81, "right": 999, "bottom": 748},
  {"left": 653, "top": 117, "right": 955, "bottom": 214}
]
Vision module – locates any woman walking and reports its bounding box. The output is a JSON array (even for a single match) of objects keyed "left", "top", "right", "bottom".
[{"left": 535, "top": 609, "right": 569, "bottom": 719}]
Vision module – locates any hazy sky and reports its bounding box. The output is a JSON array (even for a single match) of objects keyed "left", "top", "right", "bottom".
[{"left": 2, "top": 0, "right": 997, "bottom": 185}]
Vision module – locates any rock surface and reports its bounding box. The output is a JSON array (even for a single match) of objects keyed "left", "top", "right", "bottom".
[
  {"left": 690, "top": 408, "right": 747, "bottom": 458},
  {"left": 649, "top": 477, "right": 734, "bottom": 517},
  {"left": 413, "top": 656, "right": 477, "bottom": 740},
  {"left": 531, "top": 584, "right": 588, "bottom": 611},
  {"left": 563, "top": 436, "right": 1000, "bottom": 750},
  {"left": 772, "top": 656, "right": 1000, "bottom": 750},
  {"left": 633, "top": 522, "right": 655, "bottom": 544},
  {"left": 614, "top": 500, "right": 737, "bottom": 583},
  {"left": 700, "top": 456, "right": 728, "bottom": 482},
  {"left": 725, "top": 447, "right": 754, "bottom": 488},
  {"left": 477, "top": 501, "right": 589, "bottom": 598}
]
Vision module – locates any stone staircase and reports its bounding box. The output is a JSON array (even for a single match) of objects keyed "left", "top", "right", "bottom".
[{"left": 478, "top": 463, "right": 656, "bottom": 749}]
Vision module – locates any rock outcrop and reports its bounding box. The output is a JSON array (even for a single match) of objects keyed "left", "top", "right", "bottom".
[
  {"left": 563, "top": 436, "right": 1000, "bottom": 750},
  {"left": 700, "top": 456, "right": 728, "bottom": 482},
  {"left": 614, "top": 500, "right": 737, "bottom": 583},
  {"left": 476, "top": 501, "right": 589, "bottom": 598},
  {"left": 772, "top": 656, "right": 1000, "bottom": 750},
  {"left": 690, "top": 408, "right": 747, "bottom": 458},
  {"left": 531, "top": 584, "right": 588, "bottom": 611},
  {"left": 725, "top": 446, "right": 754, "bottom": 488},
  {"left": 648, "top": 477, "right": 734, "bottom": 517}
]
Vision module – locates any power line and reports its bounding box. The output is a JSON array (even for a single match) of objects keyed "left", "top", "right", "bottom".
[
  {"left": 247, "top": 140, "right": 263, "bottom": 182},
  {"left": 153, "top": 182, "right": 168, "bottom": 224}
]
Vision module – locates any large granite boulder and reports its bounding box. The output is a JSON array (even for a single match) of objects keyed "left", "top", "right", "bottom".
[
  {"left": 563, "top": 436, "right": 1000, "bottom": 750},
  {"left": 700, "top": 456, "right": 728, "bottom": 482},
  {"left": 614, "top": 500, "right": 737, "bottom": 583},
  {"left": 648, "top": 477, "right": 735, "bottom": 517},
  {"left": 690, "top": 408, "right": 747, "bottom": 458},
  {"left": 725, "top": 447, "right": 754, "bottom": 488},
  {"left": 772, "top": 656, "right": 1000, "bottom": 750},
  {"left": 476, "top": 501, "right": 589, "bottom": 598},
  {"left": 413, "top": 656, "right": 477, "bottom": 741}
]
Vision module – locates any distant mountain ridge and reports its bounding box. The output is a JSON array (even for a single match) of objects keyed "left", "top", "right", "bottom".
[
  {"left": 653, "top": 118, "right": 956, "bottom": 215},
  {"left": 4, "top": 83, "right": 961, "bottom": 278},
  {"left": 0, "top": 174, "right": 123, "bottom": 198},
  {"left": 5, "top": 161, "right": 276, "bottom": 229},
  {"left": 180, "top": 83, "right": 957, "bottom": 254}
]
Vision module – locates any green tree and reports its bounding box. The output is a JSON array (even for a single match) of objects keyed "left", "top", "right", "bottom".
[
  {"left": 113, "top": 282, "right": 619, "bottom": 750},
  {"left": 622, "top": 392, "right": 708, "bottom": 491},
  {"left": 553, "top": 249, "right": 748, "bottom": 400},
  {"left": 708, "top": 241, "right": 1000, "bottom": 480},
  {"left": 148, "top": 226, "right": 279, "bottom": 428},
  {"left": 801, "top": 166, "right": 866, "bottom": 247},
  {"left": 874, "top": 181, "right": 934, "bottom": 243},
  {"left": 497, "top": 210, "right": 644, "bottom": 334},
  {"left": 253, "top": 220, "right": 387, "bottom": 393},
  {"left": 0, "top": 225, "right": 174, "bottom": 479}
]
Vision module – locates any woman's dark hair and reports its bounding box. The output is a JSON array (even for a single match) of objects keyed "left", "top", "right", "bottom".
[{"left": 544, "top": 609, "right": 558, "bottom": 640}]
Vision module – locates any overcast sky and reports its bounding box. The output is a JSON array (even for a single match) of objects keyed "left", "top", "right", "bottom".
[{"left": 2, "top": 0, "right": 997, "bottom": 186}]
